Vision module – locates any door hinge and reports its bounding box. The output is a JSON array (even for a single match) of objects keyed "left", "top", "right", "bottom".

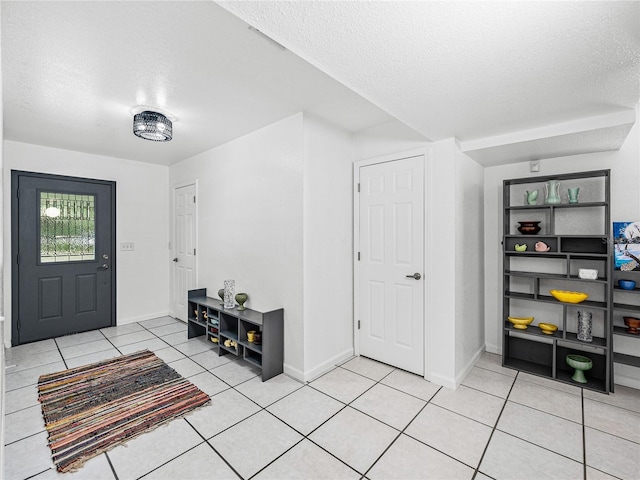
[
  {"left": 358, "top": 320, "right": 361, "bottom": 330},
  {"left": 193, "top": 248, "right": 196, "bottom": 255},
  {"left": 357, "top": 183, "right": 360, "bottom": 193},
  {"left": 193, "top": 195, "right": 196, "bottom": 203},
  {"left": 357, "top": 252, "right": 360, "bottom": 261},
  {"left": 16, "top": 254, "right": 19, "bottom": 264},
  {"left": 16, "top": 188, "right": 20, "bottom": 198}
]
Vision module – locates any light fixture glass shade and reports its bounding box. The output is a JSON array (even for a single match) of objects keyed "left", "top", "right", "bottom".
[{"left": 133, "top": 111, "right": 172, "bottom": 142}]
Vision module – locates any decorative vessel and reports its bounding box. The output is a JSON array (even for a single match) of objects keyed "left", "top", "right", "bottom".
[
  {"left": 549, "top": 290, "right": 589, "bottom": 304},
  {"left": 526, "top": 190, "right": 539, "bottom": 205},
  {"left": 247, "top": 330, "right": 256, "bottom": 342},
  {"left": 623, "top": 316, "right": 640, "bottom": 334},
  {"left": 217, "top": 289, "right": 225, "bottom": 307},
  {"left": 578, "top": 269, "right": 598, "bottom": 280},
  {"left": 566, "top": 354, "right": 592, "bottom": 383},
  {"left": 538, "top": 323, "right": 558, "bottom": 335},
  {"left": 235, "top": 292, "right": 248, "bottom": 311},
  {"left": 254, "top": 331, "right": 262, "bottom": 345},
  {"left": 514, "top": 244, "right": 527, "bottom": 252},
  {"left": 577, "top": 310, "right": 593, "bottom": 342},
  {"left": 568, "top": 187, "right": 580, "bottom": 204},
  {"left": 517, "top": 221, "right": 541, "bottom": 235},
  {"left": 223, "top": 280, "right": 236, "bottom": 309},
  {"left": 618, "top": 279, "right": 636, "bottom": 290},
  {"left": 535, "top": 241, "right": 550, "bottom": 252},
  {"left": 508, "top": 316, "right": 534, "bottom": 330},
  {"left": 544, "top": 180, "right": 561, "bottom": 204}
]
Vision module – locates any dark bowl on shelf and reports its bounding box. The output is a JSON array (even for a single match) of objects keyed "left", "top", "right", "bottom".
[
  {"left": 623, "top": 317, "right": 640, "bottom": 334},
  {"left": 618, "top": 280, "right": 636, "bottom": 290},
  {"left": 517, "top": 221, "right": 541, "bottom": 235}
]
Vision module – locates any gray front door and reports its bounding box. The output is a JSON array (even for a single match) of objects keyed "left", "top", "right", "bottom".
[{"left": 12, "top": 171, "right": 116, "bottom": 345}]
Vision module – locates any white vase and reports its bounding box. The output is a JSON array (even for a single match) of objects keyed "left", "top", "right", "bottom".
[{"left": 223, "top": 279, "right": 236, "bottom": 309}]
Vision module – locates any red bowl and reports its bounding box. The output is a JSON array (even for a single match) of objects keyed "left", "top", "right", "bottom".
[{"left": 623, "top": 317, "right": 640, "bottom": 334}]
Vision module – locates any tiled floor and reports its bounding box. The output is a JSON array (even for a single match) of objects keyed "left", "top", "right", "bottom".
[{"left": 3, "top": 316, "right": 640, "bottom": 479}]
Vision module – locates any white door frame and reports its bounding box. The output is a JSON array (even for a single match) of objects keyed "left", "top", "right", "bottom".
[
  {"left": 353, "top": 147, "right": 433, "bottom": 381},
  {"left": 170, "top": 179, "right": 198, "bottom": 320}
]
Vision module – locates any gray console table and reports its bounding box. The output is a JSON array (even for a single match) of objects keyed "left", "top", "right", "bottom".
[{"left": 187, "top": 288, "right": 284, "bottom": 381}]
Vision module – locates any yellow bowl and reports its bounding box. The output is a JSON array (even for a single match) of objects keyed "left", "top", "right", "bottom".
[
  {"left": 508, "top": 316, "right": 534, "bottom": 329},
  {"left": 549, "top": 290, "right": 589, "bottom": 303},
  {"left": 538, "top": 322, "right": 558, "bottom": 335}
]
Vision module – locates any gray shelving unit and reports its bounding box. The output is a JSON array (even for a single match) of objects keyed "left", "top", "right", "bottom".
[
  {"left": 502, "top": 170, "right": 613, "bottom": 393},
  {"left": 187, "top": 288, "right": 284, "bottom": 381},
  {"left": 612, "top": 272, "right": 640, "bottom": 370}
]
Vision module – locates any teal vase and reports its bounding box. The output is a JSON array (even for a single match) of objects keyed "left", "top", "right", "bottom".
[{"left": 544, "top": 180, "right": 561, "bottom": 205}]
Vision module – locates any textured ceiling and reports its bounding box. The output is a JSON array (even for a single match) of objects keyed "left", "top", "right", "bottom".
[
  {"left": 1, "top": 1, "right": 395, "bottom": 165},
  {"left": 2, "top": 1, "right": 639, "bottom": 166},
  {"left": 220, "top": 1, "right": 640, "bottom": 142}
]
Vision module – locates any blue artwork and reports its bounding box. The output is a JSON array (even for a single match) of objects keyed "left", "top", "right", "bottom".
[{"left": 613, "top": 221, "right": 640, "bottom": 270}]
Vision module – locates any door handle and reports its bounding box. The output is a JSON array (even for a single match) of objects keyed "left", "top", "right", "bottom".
[
  {"left": 406, "top": 272, "right": 422, "bottom": 280},
  {"left": 98, "top": 264, "right": 109, "bottom": 270},
  {"left": 172, "top": 257, "right": 179, "bottom": 262}
]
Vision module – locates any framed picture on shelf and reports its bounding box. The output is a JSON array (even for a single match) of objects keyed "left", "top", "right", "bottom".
[{"left": 613, "top": 221, "right": 640, "bottom": 270}]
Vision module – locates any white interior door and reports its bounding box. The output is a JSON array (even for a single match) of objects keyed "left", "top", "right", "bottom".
[
  {"left": 172, "top": 184, "right": 197, "bottom": 320},
  {"left": 358, "top": 156, "right": 424, "bottom": 375}
]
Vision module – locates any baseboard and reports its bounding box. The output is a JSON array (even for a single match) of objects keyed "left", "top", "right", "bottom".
[
  {"left": 430, "top": 346, "right": 485, "bottom": 390},
  {"left": 117, "top": 311, "right": 172, "bottom": 325},
  {"left": 484, "top": 343, "right": 500, "bottom": 355},
  {"left": 283, "top": 363, "right": 304, "bottom": 383},
  {"left": 283, "top": 348, "right": 355, "bottom": 384}
]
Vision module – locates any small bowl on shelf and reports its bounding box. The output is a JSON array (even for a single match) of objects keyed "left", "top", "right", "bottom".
[
  {"left": 514, "top": 244, "right": 527, "bottom": 252},
  {"left": 508, "top": 316, "right": 534, "bottom": 330},
  {"left": 618, "top": 280, "right": 637, "bottom": 291},
  {"left": 566, "top": 354, "right": 592, "bottom": 384},
  {"left": 623, "top": 316, "right": 640, "bottom": 334},
  {"left": 538, "top": 323, "right": 558, "bottom": 335},
  {"left": 517, "top": 221, "right": 541, "bottom": 235},
  {"left": 549, "top": 289, "right": 589, "bottom": 304}
]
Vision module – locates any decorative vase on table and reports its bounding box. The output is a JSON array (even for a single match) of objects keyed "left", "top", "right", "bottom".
[
  {"left": 217, "top": 289, "right": 225, "bottom": 307},
  {"left": 223, "top": 280, "right": 236, "bottom": 309},
  {"left": 577, "top": 310, "right": 593, "bottom": 342},
  {"left": 235, "top": 293, "right": 248, "bottom": 311},
  {"left": 568, "top": 187, "right": 580, "bottom": 204},
  {"left": 526, "top": 190, "right": 539, "bottom": 205},
  {"left": 544, "top": 180, "right": 561, "bottom": 205}
]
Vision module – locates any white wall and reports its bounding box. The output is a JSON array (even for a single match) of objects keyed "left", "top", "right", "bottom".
[
  {"left": 169, "top": 114, "right": 306, "bottom": 379},
  {"left": 483, "top": 107, "right": 640, "bottom": 388},
  {"left": 3, "top": 141, "right": 171, "bottom": 346},
  {"left": 353, "top": 120, "right": 429, "bottom": 161},
  {"left": 302, "top": 114, "right": 354, "bottom": 380},
  {"left": 454, "top": 147, "right": 485, "bottom": 382}
]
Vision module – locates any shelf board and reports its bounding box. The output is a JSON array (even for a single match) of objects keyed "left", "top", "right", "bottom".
[
  {"left": 613, "top": 286, "right": 640, "bottom": 294},
  {"left": 188, "top": 318, "right": 207, "bottom": 328},
  {"left": 243, "top": 354, "right": 262, "bottom": 369},
  {"left": 564, "top": 332, "right": 608, "bottom": 348},
  {"left": 219, "top": 344, "right": 239, "bottom": 356},
  {"left": 506, "top": 292, "right": 608, "bottom": 310},
  {"left": 220, "top": 331, "right": 238, "bottom": 341},
  {"left": 505, "top": 201, "right": 606, "bottom": 211},
  {"left": 613, "top": 352, "right": 640, "bottom": 367},
  {"left": 555, "top": 369, "right": 607, "bottom": 393},
  {"left": 613, "top": 303, "right": 640, "bottom": 312},
  {"left": 239, "top": 340, "right": 262, "bottom": 354},
  {"left": 504, "top": 323, "right": 562, "bottom": 339},
  {"left": 503, "top": 356, "right": 552, "bottom": 377},
  {"left": 613, "top": 326, "right": 640, "bottom": 338},
  {"left": 505, "top": 271, "right": 608, "bottom": 284}
]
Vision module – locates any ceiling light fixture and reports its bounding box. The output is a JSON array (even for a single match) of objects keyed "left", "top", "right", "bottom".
[{"left": 133, "top": 110, "right": 173, "bottom": 142}]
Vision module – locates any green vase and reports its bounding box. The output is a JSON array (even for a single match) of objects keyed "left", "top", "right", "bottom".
[{"left": 235, "top": 293, "right": 248, "bottom": 311}]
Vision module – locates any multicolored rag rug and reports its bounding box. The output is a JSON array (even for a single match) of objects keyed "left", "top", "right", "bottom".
[{"left": 38, "top": 349, "right": 210, "bottom": 473}]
